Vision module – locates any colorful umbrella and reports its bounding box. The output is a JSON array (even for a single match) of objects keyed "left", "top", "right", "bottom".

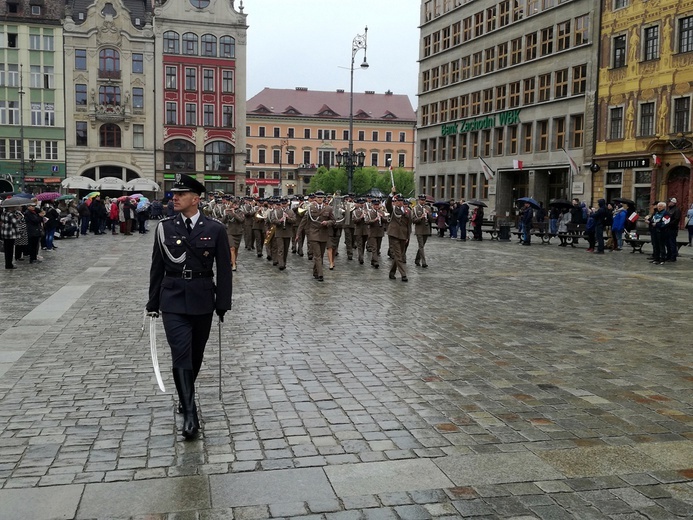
[
  {"left": 129, "top": 193, "right": 144, "bottom": 199},
  {"left": 56, "top": 194, "right": 76, "bottom": 202},
  {"left": 86, "top": 191, "right": 100, "bottom": 199},
  {"left": 117, "top": 195, "right": 130, "bottom": 202},
  {"left": 36, "top": 192, "right": 62, "bottom": 202}
]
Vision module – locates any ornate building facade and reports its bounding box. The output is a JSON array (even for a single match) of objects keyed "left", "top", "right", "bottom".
[
  {"left": 153, "top": 0, "right": 247, "bottom": 193},
  {"left": 245, "top": 87, "right": 416, "bottom": 198},
  {"left": 63, "top": 0, "right": 155, "bottom": 187},
  {"left": 417, "top": 0, "right": 599, "bottom": 217},
  {"left": 0, "top": 0, "right": 66, "bottom": 193},
  {"left": 593, "top": 0, "right": 693, "bottom": 215}
]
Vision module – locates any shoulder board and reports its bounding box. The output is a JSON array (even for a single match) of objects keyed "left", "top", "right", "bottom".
[{"left": 160, "top": 216, "right": 175, "bottom": 222}]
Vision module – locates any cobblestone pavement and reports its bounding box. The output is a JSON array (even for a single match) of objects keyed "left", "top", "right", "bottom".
[{"left": 1, "top": 228, "right": 692, "bottom": 520}]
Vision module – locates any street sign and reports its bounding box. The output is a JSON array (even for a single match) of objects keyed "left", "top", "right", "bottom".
[{"left": 52, "top": 165, "right": 59, "bottom": 172}]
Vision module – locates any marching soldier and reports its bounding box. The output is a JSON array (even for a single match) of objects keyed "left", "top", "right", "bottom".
[
  {"left": 342, "top": 193, "right": 356, "bottom": 260},
  {"left": 241, "top": 197, "right": 255, "bottom": 251},
  {"left": 366, "top": 198, "right": 386, "bottom": 268},
  {"left": 146, "top": 174, "right": 232, "bottom": 440},
  {"left": 223, "top": 197, "right": 245, "bottom": 272},
  {"left": 385, "top": 187, "right": 412, "bottom": 282},
  {"left": 270, "top": 197, "right": 296, "bottom": 270},
  {"left": 296, "top": 191, "right": 334, "bottom": 281},
  {"left": 253, "top": 199, "right": 268, "bottom": 258},
  {"left": 412, "top": 194, "right": 433, "bottom": 268},
  {"left": 352, "top": 198, "right": 368, "bottom": 264}
]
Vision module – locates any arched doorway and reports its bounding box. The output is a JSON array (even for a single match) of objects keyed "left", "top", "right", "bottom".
[{"left": 667, "top": 166, "right": 690, "bottom": 228}]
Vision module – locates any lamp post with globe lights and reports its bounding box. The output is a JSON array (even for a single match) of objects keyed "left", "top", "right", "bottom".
[{"left": 344, "top": 27, "right": 369, "bottom": 194}]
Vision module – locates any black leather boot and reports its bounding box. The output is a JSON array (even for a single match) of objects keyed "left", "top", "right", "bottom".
[{"left": 172, "top": 368, "right": 199, "bottom": 440}]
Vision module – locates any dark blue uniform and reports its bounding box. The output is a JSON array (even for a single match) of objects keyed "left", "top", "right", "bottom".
[{"left": 147, "top": 212, "right": 232, "bottom": 439}]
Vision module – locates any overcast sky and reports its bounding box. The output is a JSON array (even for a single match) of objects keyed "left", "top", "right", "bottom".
[{"left": 243, "top": 0, "right": 420, "bottom": 108}]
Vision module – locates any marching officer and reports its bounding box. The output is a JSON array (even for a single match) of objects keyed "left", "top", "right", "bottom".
[
  {"left": 385, "top": 187, "right": 412, "bottom": 282},
  {"left": 412, "top": 194, "right": 434, "bottom": 268},
  {"left": 296, "top": 190, "right": 334, "bottom": 281},
  {"left": 352, "top": 198, "right": 368, "bottom": 265},
  {"left": 366, "top": 199, "right": 385, "bottom": 268},
  {"left": 223, "top": 196, "right": 245, "bottom": 272},
  {"left": 146, "top": 173, "right": 232, "bottom": 440},
  {"left": 270, "top": 197, "right": 296, "bottom": 270}
]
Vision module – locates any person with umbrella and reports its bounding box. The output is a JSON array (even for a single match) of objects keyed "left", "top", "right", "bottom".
[
  {"left": 1, "top": 203, "right": 23, "bottom": 269},
  {"left": 611, "top": 202, "right": 627, "bottom": 251},
  {"left": 457, "top": 199, "right": 469, "bottom": 241},
  {"left": 42, "top": 202, "right": 60, "bottom": 250},
  {"left": 520, "top": 201, "right": 534, "bottom": 245},
  {"left": 146, "top": 174, "right": 232, "bottom": 440},
  {"left": 24, "top": 200, "right": 44, "bottom": 263}
]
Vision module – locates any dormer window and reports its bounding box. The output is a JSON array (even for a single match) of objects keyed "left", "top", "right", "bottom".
[
  {"left": 7, "top": 2, "right": 19, "bottom": 14},
  {"left": 190, "top": 0, "right": 210, "bottom": 7},
  {"left": 31, "top": 5, "right": 40, "bottom": 15}
]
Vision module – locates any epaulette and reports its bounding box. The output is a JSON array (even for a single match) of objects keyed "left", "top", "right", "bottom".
[{"left": 160, "top": 216, "right": 175, "bottom": 222}]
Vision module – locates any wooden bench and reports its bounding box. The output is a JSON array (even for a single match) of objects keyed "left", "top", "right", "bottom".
[
  {"left": 624, "top": 234, "right": 689, "bottom": 254},
  {"left": 512, "top": 223, "right": 554, "bottom": 244}
]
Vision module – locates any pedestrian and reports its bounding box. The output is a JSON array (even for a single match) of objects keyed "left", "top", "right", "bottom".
[
  {"left": 109, "top": 199, "right": 119, "bottom": 234},
  {"left": 448, "top": 201, "right": 459, "bottom": 239},
  {"left": 686, "top": 203, "right": 693, "bottom": 246},
  {"left": 146, "top": 173, "right": 232, "bottom": 441},
  {"left": 549, "top": 205, "right": 560, "bottom": 235},
  {"left": 436, "top": 205, "right": 448, "bottom": 237},
  {"left": 471, "top": 205, "right": 484, "bottom": 240},
  {"left": 665, "top": 197, "right": 681, "bottom": 261},
  {"left": 592, "top": 199, "right": 609, "bottom": 254},
  {"left": 123, "top": 197, "right": 135, "bottom": 235},
  {"left": 78, "top": 197, "right": 91, "bottom": 235},
  {"left": 385, "top": 187, "right": 412, "bottom": 282},
  {"left": 24, "top": 201, "right": 44, "bottom": 264},
  {"left": 43, "top": 202, "right": 60, "bottom": 250},
  {"left": 535, "top": 202, "right": 546, "bottom": 233},
  {"left": 611, "top": 203, "right": 627, "bottom": 251},
  {"left": 557, "top": 209, "right": 571, "bottom": 246},
  {"left": 1, "top": 206, "right": 22, "bottom": 269},
  {"left": 649, "top": 202, "right": 670, "bottom": 265},
  {"left": 457, "top": 200, "right": 469, "bottom": 241},
  {"left": 585, "top": 207, "right": 596, "bottom": 252},
  {"left": 520, "top": 202, "right": 533, "bottom": 245},
  {"left": 570, "top": 198, "right": 584, "bottom": 244}
]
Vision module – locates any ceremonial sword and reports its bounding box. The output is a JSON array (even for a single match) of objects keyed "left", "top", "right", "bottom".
[{"left": 141, "top": 310, "right": 166, "bottom": 392}]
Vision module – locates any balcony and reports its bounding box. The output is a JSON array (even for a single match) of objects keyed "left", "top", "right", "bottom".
[{"left": 98, "top": 69, "right": 121, "bottom": 80}]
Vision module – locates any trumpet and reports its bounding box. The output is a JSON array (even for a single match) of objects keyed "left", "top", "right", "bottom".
[{"left": 255, "top": 207, "right": 269, "bottom": 220}]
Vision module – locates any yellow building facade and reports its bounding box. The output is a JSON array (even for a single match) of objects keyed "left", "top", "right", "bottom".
[{"left": 594, "top": 0, "right": 693, "bottom": 214}]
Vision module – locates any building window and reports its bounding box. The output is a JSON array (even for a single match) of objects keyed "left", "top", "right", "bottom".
[
  {"left": 100, "top": 124, "right": 121, "bottom": 147},
  {"left": 259, "top": 127, "right": 266, "bottom": 137},
  {"left": 165, "top": 66, "right": 177, "bottom": 89},
  {"left": 554, "top": 69, "right": 568, "bottom": 98},
  {"left": 45, "top": 141, "right": 58, "bottom": 160},
  {"left": 203, "top": 69, "right": 214, "bottom": 91},
  {"left": 222, "top": 106, "right": 233, "bottom": 128},
  {"left": 525, "top": 33, "right": 538, "bottom": 60},
  {"left": 132, "top": 87, "right": 144, "bottom": 109},
  {"left": 31, "top": 5, "right": 40, "bottom": 15},
  {"left": 474, "top": 12, "right": 484, "bottom": 37},
  {"left": 30, "top": 65, "right": 41, "bottom": 88},
  {"left": 183, "top": 33, "right": 198, "bottom": 55},
  {"left": 164, "top": 31, "right": 180, "bottom": 54},
  {"left": 165, "top": 139, "right": 195, "bottom": 169},
  {"left": 487, "top": 6, "right": 496, "bottom": 31},
  {"left": 511, "top": 37, "right": 522, "bottom": 65},
  {"left": 371, "top": 152, "right": 379, "bottom": 167},
  {"left": 222, "top": 70, "right": 234, "bottom": 93},
  {"left": 203, "top": 104, "right": 214, "bottom": 126},
  {"left": 459, "top": 134, "right": 468, "bottom": 159},
  {"left": 205, "top": 141, "right": 235, "bottom": 171},
  {"left": 423, "top": 35, "right": 432, "bottom": 57},
  {"left": 460, "top": 94, "right": 469, "bottom": 118},
  {"left": 523, "top": 123, "right": 533, "bottom": 153},
  {"left": 541, "top": 27, "right": 553, "bottom": 56},
  {"left": 386, "top": 131, "right": 393, "bottom": 142},
  {"left": 273, "top": 127, "right": 280, "bottom": 138},
  {"left": 185, "top": 68, "right": 197, "bottom": 90},
  {"left": 451, "top": 59, "right": 460, "bottom": 83},
  {"left": 614, "top": 0, "right": 628, "bottom": 9},
  {"left": 220, "top": 36, "right": 235, "bottom": 58},
  {"left": 496, "top": 85, "right": 506, "bottom": 111},
  {"left": 639, "top": 102, "right": 655, "bottom": 136},
  {"left": 610, "top": 107, "right": 624, "bottom": 139},
  {"left": 557, "top": 21, "right": 570, "bottom": 51},
  {"left": 452, "top": 21, "right": 461, "bottom": 45},
  {"left": 472, "top": 52, "right": 482, "bottom": 76},
  {"left": 500, "top": 0, "right": 510, "bottom": 26},
  {"left": 75, "top": 49, "right": 87, "bottom": 70},
  {"left": 485, "top": 48, "right": 495, "bottom": 73},
  {"left": 471, "top": 91, "right": 481, "bottom": 116},
  {"left": 572, "top": 65, "right": 586, "bottom": 95},
  {"left": 554, "top": 117, "right": 566, "bottom": 150},
  {"left": 571, "top": 114, "right": 584, "bottom": 148},
  {"left": 497, "top": 42, "right": 508, "bottom": 69},
  {"left": 523, "top": 78, "right": 535, "bottom": 105},
  {"left": 483, "top": 89, "right": 493, "bottom": 113},
  {"left": 76, "top": 121, "right": 88, "bottom": 146},
  {"left": 133, "top": 124, "right": 144, "bottom": 149},
  {"left": 537, "top": 120, "right": 549, "bottom": 151},
  {"left": 495, "top": 127, "right": 504, "bottom": 155},
  {"left": 509, "top": 82, "right": 520, "bottom": 108},
  {"left": 166, "top": 102, "right": 177, "bottom": 125},
  {"left": 185, "top": 104, "right": 197, "bottom": 126},
  {"left": 30, "top": 34, "right": 41, "bottom": 50},
  {"left": 644, "top": 26, "right": 659, "bottom": 60},
  {"left": 470, "top": 132, "right": 478, "bottom": 158},
  {"left": 132, "top": 53, "right": 144, "bottom": 74},
  {"left": 372, "top": 131, "right": 379, "bottom": 142},
  {"left": 509, "top": 125, "right": 518, "bottom": 154},
  {"left": 398, "top": 153, "right": 406, "bottom": 167},
  {"left": 358, "top": 130, "right": 365, "bottom": 141},
  {"left": 399, "top": 132, "right": 406, "bottom": 142},
  {"left": 75, "top": 84, "right": 87, "bottom": 106},
  {"left": 31, "top": 103, "right": 41, "bottom": 126},
  {"left": 258, "top": 149, "right": 266, "bottom": 164},
  {"left": 539, "top": 73, "right": 551, "bottom": 102},
  {"left": 433, "top": 31, "right": 441, "bottom": 54},
  {"left": 680, "top": 16, "right": 693, "bottom": 53},
  {"left": 574, "top": 15, "right": 590, "bottom": 46},
  {"left": 99, "top": 48, "right": 120, "bottom": 74},
  {"left": 201, "top": 34, "right": 217, "bottom": 57},
  {"left": 461, "top": 56, "right": 470, "bottom": 79},
  {"left": 674, "top": 97, "right": 690, "bottom": 133},
  {"left": 442, "top": 27, "right": 451, "bottom": 49},
  {"left": 99, "top": 86, "right": 120, "bottom": 105},
  {"left": 483, "top": 129, "right": 491, "bottom": 156}
]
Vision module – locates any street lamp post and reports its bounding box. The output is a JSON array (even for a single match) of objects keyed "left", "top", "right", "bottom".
[
  {"left": 278, "top": 136, "right": 288, "bottom": 197},
  {"left": 347, "top": 27, "right": 369, "bottom": 194},
  {"left": 18, "top": 64, "right": 26, "bottom": 193},
  {"left": 336, "top": 151, "right": 366, "bottom": 192}
]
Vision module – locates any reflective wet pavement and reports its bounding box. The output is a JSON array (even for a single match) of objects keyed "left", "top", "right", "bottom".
[{"left": 1, "top": 230, "right": 692, "bottom": 519}]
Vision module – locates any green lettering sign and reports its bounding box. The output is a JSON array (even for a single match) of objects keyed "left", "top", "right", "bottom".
[{"left": 440, "top": 109, "right": 521, "bottom": 136}]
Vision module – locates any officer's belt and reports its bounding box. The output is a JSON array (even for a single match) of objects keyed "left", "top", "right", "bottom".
[{"left": 165, "top": 270, "right": 214, "bottom": 280}]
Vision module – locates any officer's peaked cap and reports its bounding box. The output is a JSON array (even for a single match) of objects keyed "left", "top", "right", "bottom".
[{"left": 171, "top": 173, "right": 205, "bottom": 195}]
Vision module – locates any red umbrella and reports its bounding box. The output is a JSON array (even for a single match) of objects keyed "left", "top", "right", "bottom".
[
  {"left": 36, "top": 192, "right": 61, "bottom": 202},
  {"left": 117, "top": 195, "right": 130, "bottom": 202}
]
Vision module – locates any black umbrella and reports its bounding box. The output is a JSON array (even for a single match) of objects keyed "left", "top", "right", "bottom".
[
  {"left": 466, "top": 199, "right": 488, "bottom": 207},
  {"left": 517, "top": 197, "right": 541, "bottom": 209},
  {"left": 433, "top": 200, "right": 450, "bottom": 209},
  {"left": 548, "top": 198, "right": 572, "bottom": 209},
  {"left": 612, "top": 197, "right": 635, "bottom": 206}
]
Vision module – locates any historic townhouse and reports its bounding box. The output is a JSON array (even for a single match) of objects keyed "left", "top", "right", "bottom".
[
  {"left": 417, "top": 0, "right": 599, "bottom": 216},
  {"left": 63, "top": 0, "right": 155, "bottom": 187},
  {"left": 245, "top": 87, "right": 416, "bottom": 198},
  {"left": 593, "top": 0, "right": 693, "bottom": 215},
  {"left": 153, "top": 0, "right": 247, "bottom": 194},
  {"left": 0, "top": 0, "right": 65, "bottom": 193}
]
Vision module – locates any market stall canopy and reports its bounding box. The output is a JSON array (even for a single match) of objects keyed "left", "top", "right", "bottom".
[
  {"left": 61, "top": 176, "right": 96, "bottom": 190},
  {"left": 125, "top": 178, "right": 160, "bottom": 192},
  {"left": 94, "top": 177, "right": 128, "bottom": 190}
]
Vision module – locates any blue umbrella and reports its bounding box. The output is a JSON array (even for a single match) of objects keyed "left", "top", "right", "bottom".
[
  {"left": 517, "top": 197, "right": 540, "bottom": 209},
  {"left": 14, "top": 192, "right": 33, "bottom": 198}
]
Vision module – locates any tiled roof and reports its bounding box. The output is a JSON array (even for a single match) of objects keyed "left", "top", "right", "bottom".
[
  {"left": 68, "top": 0, "right": 149, "bottom": 28},
  {"left": 247, "top": 88, "right": 416, "bottom": 121}
]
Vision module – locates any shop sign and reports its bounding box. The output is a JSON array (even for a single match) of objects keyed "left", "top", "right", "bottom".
[
  {"left": 607, "top": 158, "right": 650, "bottom": 169},
  {"left": 441, "top": 109, "right": 521, "bottom": 136}
]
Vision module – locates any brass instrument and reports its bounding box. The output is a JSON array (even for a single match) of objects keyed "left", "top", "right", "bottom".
[{"left": 264, "top": 224, "right": 276, "bottom": 244}]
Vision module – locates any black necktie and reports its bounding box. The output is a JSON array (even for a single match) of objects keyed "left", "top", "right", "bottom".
[{"left": 185, "top": 218, "right": 192, "bottom": 234}]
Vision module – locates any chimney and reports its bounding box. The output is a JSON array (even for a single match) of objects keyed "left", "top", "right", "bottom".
[{"left": 295, "top": 87, "right": 308, "bottom": 91}]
